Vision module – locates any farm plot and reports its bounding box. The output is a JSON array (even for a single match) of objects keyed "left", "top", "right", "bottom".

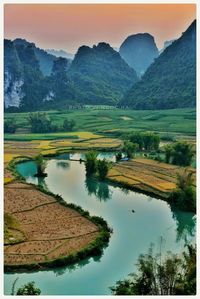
[
  {"left": 108, "top": 158, "right": 196, "bottom": 198},
  {"left": 4, "top": 182, "right": 100, "bottom": 266}
]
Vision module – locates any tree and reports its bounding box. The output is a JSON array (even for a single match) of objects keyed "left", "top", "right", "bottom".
[
  {"left": 123, "top": 141, "right": 137, "bottom": 158},
  {"left": 171, "top": 142, "right": 194, "bottom": 166},
  {"left": 164, "top": 144, "right": 172, "bottom": 163},
  {"left": 16, "top": 281, "right": 41, "bottom": 295},
  {"left": 115, "top": 151, "right": 122, "bottom": 162},
  {"left": 34, "top": 154, "right": 47, "bottom": 177},
  {"left": 27, "top": 112, "right": 54, "bottom": 133},
  {"left": 4, "top": 119, "right": 17, "bottom": 133},
  {"left": 97, "top": 159, "right": 110, "bottom": 180},
  {"left": 170, "top": 170, "right": 196, "bottom": 212},
  {"left": 110, "top": 244, "right": 196, "bottom": 295},
  {"left": 85, "top": 151, "right": 98, "bottom": 175},
  {"left": 129, "top": 132, "right": 160, "bottom": 151},
  {"left": 63, "top": 118, "right": 76, "bottom": 132}
]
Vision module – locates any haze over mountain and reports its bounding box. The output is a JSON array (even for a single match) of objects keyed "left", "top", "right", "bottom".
[
  {"left": 69, "top": 42, "right": 138, "bottom": 105},
  {"left": 119, "top": 33, "right": 159, "bottom": 76},
  {"left": 119, "top": 20, "right": 196, "bottom": 110},
  {"left": 159, "top": 39, "right": 176, "bottom": 54},
  {"left": 46, "top": 49, "right": 74, "bottom": 60}
]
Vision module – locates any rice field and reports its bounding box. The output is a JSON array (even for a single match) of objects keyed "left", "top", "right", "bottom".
[
  {"left": 108, "top": 158, "right": 196, "bottom": 199},
  {"left": 4, "top": 182, "right": 99, "bottom": 266}
]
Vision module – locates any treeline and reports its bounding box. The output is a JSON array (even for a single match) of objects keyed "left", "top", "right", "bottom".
[
  {"left": 128, "top": 131, "right": 160, "bottom": 151},
  {"left": 4, "top": 112, "right": 76, "bottom": 134},
  {"left": 115, "top": 132, "right": 160, "bottom": 160}
]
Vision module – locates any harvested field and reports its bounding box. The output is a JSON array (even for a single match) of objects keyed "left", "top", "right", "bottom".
[
  {"left": 108, "top": 158, "right": 196, "bottom": 199},
  {"left": 4, "top": 182, "right": 100, "bottom": 266}
]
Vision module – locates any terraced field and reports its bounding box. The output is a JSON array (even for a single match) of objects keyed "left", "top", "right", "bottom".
[
  {"left": 4, "top": 182, "right": 99, "bottom": 266},
  {"left": 108, "top": 158, "right": 196, "bottom": 199}
]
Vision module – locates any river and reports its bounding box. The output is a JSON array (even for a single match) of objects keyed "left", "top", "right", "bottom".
[{"left": 4, "top": 153, "right": 196, "bottom": 295}]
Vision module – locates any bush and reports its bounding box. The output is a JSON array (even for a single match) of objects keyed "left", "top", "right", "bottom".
[
  {"left": 16, "top": 282, "right": 41, "bottom": 295},
  {"left": 4, "top": 119, "right": 17, "bottom": 133}
]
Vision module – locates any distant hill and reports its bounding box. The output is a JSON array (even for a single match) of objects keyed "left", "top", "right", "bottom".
[
  {"left": 69, "top": 42, "right": 138, "bottom": 105},
  {"left": 46, "top": 48, "right": 74, "bottom": 60},
  {"left": 119, "top": 33, "right": 159, "bottom": 76},
  {"left": 119, "top": 20, "right": 196, "bottom": 110}
]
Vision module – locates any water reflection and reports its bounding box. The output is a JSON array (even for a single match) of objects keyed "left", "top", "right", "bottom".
[
  {"left": 52, "top": 255, "right": 101, "bottom": 277},
  {"left": 56, "top": 161, "right": 70, "bottom": 170},
  {"left": 85, "top": 176, "right": 112, "bottom": 201},
  {"left": 172, "top": 208, "right": 196, "bottom": 242}
]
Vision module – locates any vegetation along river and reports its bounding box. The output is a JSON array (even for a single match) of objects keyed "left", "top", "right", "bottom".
[{"left": 4, "top": 153, "right": 196, "bottom": 295}]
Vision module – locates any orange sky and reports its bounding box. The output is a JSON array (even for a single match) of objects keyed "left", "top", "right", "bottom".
[{"left": 4, "top": 4, "right": 196, "bottom": 53}]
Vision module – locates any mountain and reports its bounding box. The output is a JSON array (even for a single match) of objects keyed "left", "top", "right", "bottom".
[
  {"left": 119, "top": 20, "right": 196, "bottom": 110},
  {"left": 4, "top": 39, "right": 79, "bottom": 111},
  {"left": 4, "top": 39, "right": 46, "bottom": 110},
  {"left": 46, "top": 48, "right": 74, "bottom": 60},
  {"left": 159, "top": 39, "right": 176, "bottom": 54},
  {"left": 13, "top": 38, "right": 56, "bottom": 76},
  {"left": 43, "top": 57, "right": 77, "bottom": 108},
  {"left": 119, "top": 33, "right": 159, "bottom": 76},
  {"left": 69, "top": 42, "right": 138, "bottom": 105}
]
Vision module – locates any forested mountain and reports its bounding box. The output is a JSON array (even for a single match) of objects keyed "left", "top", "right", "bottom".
[
  {"left": 4, "top": 39, "right": 45, "bottom": 110},
  {"left": 13, "top": 38, "right": 56, "bottom": 76},
  {"left": 4, "top": 20, "right": 196, "bottom": 111},
  {"left": 4, "top": 39, "right": 80, "bottom": 111},
  {"left": 69, "top": 42, "right": 138, "bottom": 105},
  {"left": 4, "top": 40, "right": 137, "bottom": 110},
  {"left": 43, "top": 57, "right": 77, "bottom": 109},
  {"left": 119, "top": 33, "right": 159, "bottom": 76},
  {"left": 119, "top": 20, "right": 196, "bottom": 109}
]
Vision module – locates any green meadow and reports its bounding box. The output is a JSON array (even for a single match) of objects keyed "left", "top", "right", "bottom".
[{"left": 4, "top": 107, "right": 196, "bottom": 141}]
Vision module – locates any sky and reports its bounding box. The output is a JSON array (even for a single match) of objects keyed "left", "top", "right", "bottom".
[{"left": 4, "top": 4, "right": 196, "bottom": 54}]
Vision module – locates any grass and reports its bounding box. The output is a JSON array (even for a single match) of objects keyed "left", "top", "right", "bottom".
[
  {"left": 4, "top": 213, "right": 26, "bottom": 245},
  {"left": 4, "top": 108, "right": 196, "bottom": 139}
]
